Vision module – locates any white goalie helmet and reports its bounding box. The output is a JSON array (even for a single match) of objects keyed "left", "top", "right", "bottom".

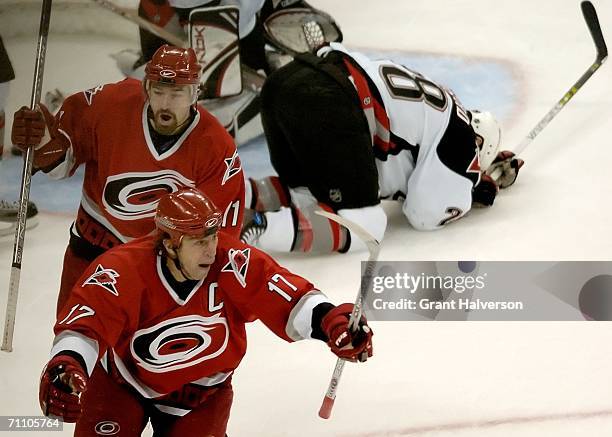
[{"left": 470, "top": 110, "right": 501, "bottom": 171}]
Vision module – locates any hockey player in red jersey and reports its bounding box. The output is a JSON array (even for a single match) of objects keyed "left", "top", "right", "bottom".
[
  {"left": 240, "top": 43, "right": 524, "bottom": 253},
  {"left": 111, "top": 0, "right": 342, "bottom": 145},
  {"left": 38, "top": 187, "right": 373, "bottom": 435},
  {"left": 11, "top": 45, "right": 245, "bottom": 313}
]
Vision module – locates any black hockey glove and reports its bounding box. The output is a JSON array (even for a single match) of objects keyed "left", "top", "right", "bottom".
[{"left": 472, "top": 174, "right": 498, "bottom": 207}]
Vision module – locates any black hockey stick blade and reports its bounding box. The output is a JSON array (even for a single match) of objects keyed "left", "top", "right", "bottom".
[{"left": 581, "top": 1, "right": 608, "bottom": 61}]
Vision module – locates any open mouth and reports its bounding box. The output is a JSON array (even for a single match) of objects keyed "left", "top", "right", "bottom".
[{"left": 160, "top": 113, "right": 173, "bottom": 122}]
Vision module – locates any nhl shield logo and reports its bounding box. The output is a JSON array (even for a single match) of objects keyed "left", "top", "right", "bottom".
[
  {"left": 329, "top": 188, "right": 343, "bottom": 203},
  {"left": 83, "top": 264, "right": 121, "bottom": 296},
  {"left": 221, "top": 248, "right": 251, "bottom": 288}
]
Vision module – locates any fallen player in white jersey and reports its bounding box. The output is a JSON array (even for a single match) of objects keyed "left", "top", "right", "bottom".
[{"left": 240, "top": 42, "right": 524, "bottom": 253}]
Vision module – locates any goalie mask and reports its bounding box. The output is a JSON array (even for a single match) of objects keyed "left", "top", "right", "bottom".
[{"left": 470, "top": 110, "right": 501, "bottom": 171}]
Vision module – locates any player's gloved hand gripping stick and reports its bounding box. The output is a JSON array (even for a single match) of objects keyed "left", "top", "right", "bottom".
[
  {"left": 490, "top": 1, "right": 607, "bottom": 183},
  {"left": 315, "top": 210, "right": 380, "bottom": 419},
  {"left": 2, "top": 0, "right": 52, "bottom": 352}
]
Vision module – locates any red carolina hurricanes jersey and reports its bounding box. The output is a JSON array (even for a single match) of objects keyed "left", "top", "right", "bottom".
[
  {"left": 49, "top": 78, "right": 244, "bottom": 241},
  {"left": 51, "top": 233, "right": 329, "bottom": 400}
]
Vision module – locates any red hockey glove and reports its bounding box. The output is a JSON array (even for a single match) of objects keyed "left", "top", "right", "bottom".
[
  {"left": 12, "top": 104, "right": 69, "bottom": 170},
  {"left": 321, "top": 303, "right": 373, "bottom": 362},
  {"left": 11, "top": 106, "right": 45, "bottom": 150},
  {"left": 472, "top": 174, "right": 499, "bottom": 207},
  {"left": 485, "top": 151, "right": 524, "bottom": 189},
  {"left": 39, "top": 354, "right": 88, "bottom": 423}
]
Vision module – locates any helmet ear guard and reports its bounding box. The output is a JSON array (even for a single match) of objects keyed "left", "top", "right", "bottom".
[{"left": 470, "top": 110, "right": 501, "bottom": 171}]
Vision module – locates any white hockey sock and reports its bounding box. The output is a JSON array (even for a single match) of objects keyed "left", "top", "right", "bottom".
[{"left": 258, "top": 207, "right": 294, "bottom": 252}]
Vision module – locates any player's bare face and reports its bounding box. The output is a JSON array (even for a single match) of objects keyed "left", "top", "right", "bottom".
[
  {"left": 148, "top": 83, "right": 193, "bottom": 135},
  {"left": 176, "top": 233, "right": 218, "bottom": 280}
]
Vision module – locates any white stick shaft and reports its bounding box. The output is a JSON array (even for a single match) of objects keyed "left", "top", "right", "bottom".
[{"left": 314, "top": 210, "right": 380, "bottom": 419}]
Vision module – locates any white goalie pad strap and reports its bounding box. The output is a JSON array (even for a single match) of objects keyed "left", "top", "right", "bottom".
[
  {"left": 263, "top": 8, "right": 342, "bottom": 55},
  {"left": 338, "top": 205, "right": 387, "bottom": 253},
  {"left": 51, "top": 330, "right": 100, "bottom": 376},
  {"left": 285, "top": 290, "right": 331, "bottom": 341},
  {"left": 189, "top": 5, "right": 243, "bottom": 98}
]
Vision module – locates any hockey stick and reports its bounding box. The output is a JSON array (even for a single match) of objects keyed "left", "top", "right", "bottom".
[
  {"left": 1, "top": 0, "right": 53, "bottom": 352},
  {"left": 93, "top": 0, "right": 184, "bottom": 47},
  {"left": 314, "top": 210, "right": 380, "bottom": 419},
  {"left": 493, "top": 0, "right": 607, "bottom": 180},
  {"left": 90, "top": 0, "right": 265, "bottom": 89}
]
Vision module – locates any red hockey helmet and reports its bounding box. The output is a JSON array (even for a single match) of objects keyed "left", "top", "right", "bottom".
[
  {"left": 155, "top": 188, "right": 222, "bottom": 247},
  {"left": 145, "top": 45, "right": 202, "bottom": 85}
]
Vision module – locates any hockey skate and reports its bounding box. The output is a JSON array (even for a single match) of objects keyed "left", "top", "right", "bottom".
[
  {"left": 0, "top": 200, "right": 39, "bottom": 237},
  {"left": 240, "top": 209, "right": 267, "bottom": 245}
]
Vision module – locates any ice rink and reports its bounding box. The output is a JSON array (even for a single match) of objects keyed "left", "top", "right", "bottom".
[{"left": 1, "top": 0, "right": 612, "bottom": 435}]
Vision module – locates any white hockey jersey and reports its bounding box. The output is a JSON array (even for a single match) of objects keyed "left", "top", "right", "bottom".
[{"left": 321, "top": 43, "right": 480, "bottom": 230}]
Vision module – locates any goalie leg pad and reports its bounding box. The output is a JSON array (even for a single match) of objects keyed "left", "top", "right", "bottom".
[
  {"left": 189, "top": 5, "right": 242, "bottom": 99},
  {"left": 202, "top": 86, "right": 263, "bottom": 146}
]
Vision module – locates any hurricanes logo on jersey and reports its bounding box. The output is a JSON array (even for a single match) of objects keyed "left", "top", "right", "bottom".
[
  {"left": 83, "top": 85, "right": 105, "bottom": 106},
  {"left": 221, "top": 151, "right": 242, "bottom": 186},
  {"left": 102, "top": 170, "right": 194, "bottom": 220},
  {"left": 83, "top": 264, "right": 120, "bottom": 296},
  {"left": 222, "top": 248, "right": 250, "bottom": 288},
  {"left": 131, "top": 314, "right": 229, "bottom": 373}
]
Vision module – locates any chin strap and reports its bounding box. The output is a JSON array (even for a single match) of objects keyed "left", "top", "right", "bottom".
[{"left": 164, "top": 250, "right": 193, "bottom": 282}]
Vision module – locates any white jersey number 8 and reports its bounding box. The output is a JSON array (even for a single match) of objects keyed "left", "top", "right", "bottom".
[{"left": 380, "top": 65, "right": 448, "bottom": 112}]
